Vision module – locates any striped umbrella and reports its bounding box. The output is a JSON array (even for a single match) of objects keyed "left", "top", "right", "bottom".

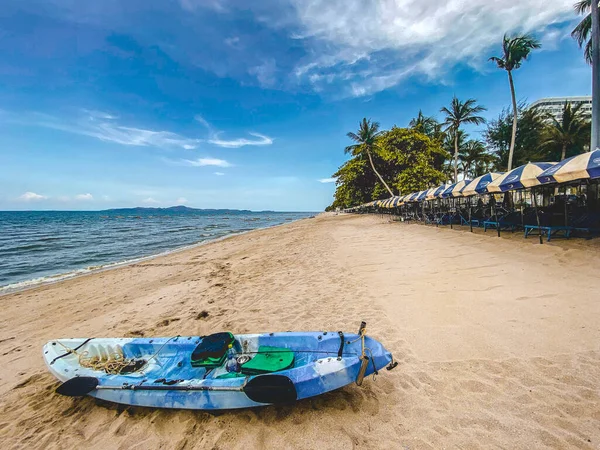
[
  {"left": 420, "top": 187, "right": 437, "bottom": 201},
  {"left": 407, "top": 191, "right": 421, "bottom": 202},
  {"left": 487, "top": 162, "right": 556, "bottom": 193},
  {"left": 425, "top": 186, "right": 442, "bottom": 200},
  {"left": 432, "top": 184, "right": 449, "bottom": 199},
  {"left": 441, "top": 182, "right": 459, "bottom": 198},
  {"left": 392, "top": 196, "right": 403, "bottom": 207},
  {"left": 450, "top": 179, "right": 471, "bottom": 197},
  {"left": 461, "top": 173, "right": 503, "bottom": 196},
  {"left": 384, "top": 197, "right": 395, "bottom": 208},
  {"left": 537, "top": 149, "right": 600, "bottom": 184},
  {"left": 417, "top": 190, "right": 430, "bottom": 201}
]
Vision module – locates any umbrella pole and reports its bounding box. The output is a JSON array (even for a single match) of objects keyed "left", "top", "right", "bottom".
[
  {"left": 563, "top": 185, "right": 568, "bottom": 228},
  {"left": 492, "top": 195, "right": 500, "bottom": 238},
  {"left": 520, "top": 191, "right": 524, "bottom": 229},
  {"left": 532, "top": 187, "right": 543, "bottom": 244},
  {"left": 469, "top": 198, "right": 473, "bottom": 232},
  {"left": 450, "top": 198, "right": 454, "bottom": 230}
]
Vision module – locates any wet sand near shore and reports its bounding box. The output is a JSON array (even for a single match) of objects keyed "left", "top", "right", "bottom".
[{"left": 1, "top": 213, "right": 599, "bottom": 449}]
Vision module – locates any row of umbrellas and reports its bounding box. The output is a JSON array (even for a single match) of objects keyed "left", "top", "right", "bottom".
[{"left": 355, "top": 149, "right": 600, "bottom": 210}]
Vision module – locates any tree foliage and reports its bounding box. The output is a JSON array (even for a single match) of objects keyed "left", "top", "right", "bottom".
[
  {"left": 328, "top": 127, "right": 447, "bottom": 209},
  {"left": 571, "top": 0, "right": 599, "bottom": 64},
  {"left": 440, "top": 97, "right": 487, "bottom": 182}
]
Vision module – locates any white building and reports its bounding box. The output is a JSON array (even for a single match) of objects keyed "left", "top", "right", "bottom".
[{"left": 529, "top": 96, "right": 592, "bottom": 121}]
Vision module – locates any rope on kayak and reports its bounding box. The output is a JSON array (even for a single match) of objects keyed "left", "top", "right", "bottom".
[{"left": 55, "top": 336, "right": 180, "bottom": 375}]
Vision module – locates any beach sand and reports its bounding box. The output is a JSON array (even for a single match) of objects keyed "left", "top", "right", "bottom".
[{"left": 1, "top": 213, "right": 599, "bottom": 449}]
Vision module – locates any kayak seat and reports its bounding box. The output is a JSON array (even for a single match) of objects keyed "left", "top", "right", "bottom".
[
  {"left": 240, "top": 346, "right": 295, "bottom": 375},
  {"left": 191, "top": 332, "right": 235, "bottom": 368}
]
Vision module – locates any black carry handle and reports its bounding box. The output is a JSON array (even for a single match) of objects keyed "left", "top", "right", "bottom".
[{"left": 358, "top": 321, "right": 366, "bottom": 335}]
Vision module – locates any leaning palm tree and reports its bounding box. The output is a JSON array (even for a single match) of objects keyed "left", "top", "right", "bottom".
[
  {"left": 345, "top": 118, "right": 394, "bottom": 196},
  {"left": 441, "top": 97, "right": 487, "bottom": 182},
  {"left": 542, "top": 102, "right": 591, "bottom": 160},
  {"left": 489, "top": 34, "right": 541, "bottom": 172},
  {"left": 572, "top": 0, "right": 599, "bottom": 64}
]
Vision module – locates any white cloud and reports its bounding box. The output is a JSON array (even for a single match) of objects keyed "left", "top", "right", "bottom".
[
  {"left": 248, "top": 59, "right": 278, "bottom": 87},
  {"left": 17, "top": 112, "right": 200, "bottom": 150},
  {"left": 142, "top": 197, "right": 160, "bottom": 204},
  {"left": 224, "top": 36, "right": 241, "bottom": 48},
  {"left": 75, "top": 193, "right": 93, "bottom": 201},
  {"left": 208, "top": 133, "right": 273, "bottom": 148},
  {"left": 195, "top": 115, "right": 274, "bottom": 148},
  {"left": 18, "top": 191, "right": 47, "bottom": 201},
  {"left": 318, "top": 177, "right": 336, "bottom": 183},
  {"left": 176, "top": 197, "right": 188, "bottom": 204},
  {"left": 182, "top": 157, "right": 232, "bottom": 167},
  {"left": 214, "top": 172, "right": 225, "bottom": 176},
  {"left": 179, "top": 0, "right": 227, "bottom": 12},
  {"left": 288, "top": 0, "right": 575, "bottom": 97}
]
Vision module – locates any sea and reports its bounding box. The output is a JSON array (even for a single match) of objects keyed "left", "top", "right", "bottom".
[{"left": 0, "top": 209, "right": 314, "bottom": 293}]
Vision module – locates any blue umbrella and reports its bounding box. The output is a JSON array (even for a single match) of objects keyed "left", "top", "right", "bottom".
[
  {"left": 461, "top": 172, "right": 504, "bottom": 196},
  {"left": 441, "top": 182, "right": 459, "bottom": 198},
  {"left": 432, "top": 185, "right": 448, "bottom": 199},
  {"left": 537, "top": 149, "right": 600, "bottom": 184},
  {"left": 408, "top": 191, "right": 421, "bottom": 202},
  {"left": 488, "top": 162, "right": 556, "bottom": 192}
]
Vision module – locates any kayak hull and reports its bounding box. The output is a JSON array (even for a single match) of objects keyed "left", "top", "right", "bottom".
[{"left": 43, "top": 331, "right": 393, "bottom": 410}]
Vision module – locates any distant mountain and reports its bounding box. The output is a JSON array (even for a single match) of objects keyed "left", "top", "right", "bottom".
[{"left": 103, "top": 205, "right": 256, "bottom": 214}]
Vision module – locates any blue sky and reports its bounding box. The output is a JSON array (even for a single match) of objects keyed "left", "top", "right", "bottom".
[{"left": 0, "top": 0, "right": 592, "bottom": 211}]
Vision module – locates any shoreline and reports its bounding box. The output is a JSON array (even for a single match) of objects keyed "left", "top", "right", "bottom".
[{"left": 0, "top": 216, "right": 312, "bottom": 297}]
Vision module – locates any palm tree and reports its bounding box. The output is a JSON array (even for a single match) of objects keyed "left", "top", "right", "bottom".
[
  {"left": 441, "top": 97, "right": 487, "bottom": 182},
  {"left": 459, "top": 139, "right": 488, "bottom": 178},
  {"left": 489, "top": 34, "right": 541, "bottom": 172},
  {"left": 409, "top": 110, "right": 439, "bottom": 136},
  {"left": 542, "top": 102, "right": 591, "bottom": 160},
  {"left": 345, "top": 118, "right": 395, "bottom": 196},
  {"left": 572, "top": 0, "right": 599, "bottom": 64}
]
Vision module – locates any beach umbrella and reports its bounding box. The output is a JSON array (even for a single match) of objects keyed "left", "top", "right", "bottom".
[
  {"left": 487, "top": 162, "right": 556, "bottom": 193},
  {"left": 421, "top": 187, "right": 437, "bottom": 201},
  {"left": 448, "top": 179, "right": 471, "bottom": 198},
  {"left": 407, "top": 191, "right": 420, "bottom": 202},
  {"left": 461, "top": 173, "right": 503, "bottom": 196},
  {"left": 417, "top": 190, "right": 429, "bottom": 201},
  {"left": 383, "top": 198, "right": 394, "bottom": 208},
  {"left": 537, "top": 149, "right": 600, "bottom": 184},
  {"left": 425, "top": 186, "right": 442, "bottom": 200},
  {"left": 441, "top": 182, "right": 459, "bottom": 198},
  {"left": 391, "top": 196, "right": 402, "bottom": 207},
  {"left": 432, "top": 184, "right": 449, "bottom": 199}
]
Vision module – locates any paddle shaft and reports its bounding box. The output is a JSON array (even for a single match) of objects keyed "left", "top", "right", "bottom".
[{"left": 95, "top": 384, "right": 243, "bottom": 392}]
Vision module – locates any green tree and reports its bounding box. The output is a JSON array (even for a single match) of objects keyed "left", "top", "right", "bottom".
[
  {"left": 572, "top": 0, "right": 600, "bottom": 63},
  {"left": 345, "top": 118, "right": 395, "bottom": 196},
  {"left": 440, "top": 97, "right": 487, "bottom": 182},
  {"left": 409, "top": 110, "right": 439, "bottom": 137},
  {"left": 542, "top": 102, "right": 591, "bottom": 160},
  {"left": 489, "top": 34, "right": 541, "bottom": 172},
  {"left": 459, "top": 139, "right": 491, "bottom": 178},
  {"left": 376, "top": 127, "right": 447, "bottom": 194},
  {"left": 328, "top": 127, "right": 447, "bottom": 209},
  {"left": 485, "top": 104, "right": 547, "bottom": 170}
]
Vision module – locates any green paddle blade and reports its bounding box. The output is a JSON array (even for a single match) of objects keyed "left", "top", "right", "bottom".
[
  {"left": 56, "top": 376, "right": 99, "bottom": 397},
  {"left": 243, "top": 375, "right": 297, "bottom": 404}
]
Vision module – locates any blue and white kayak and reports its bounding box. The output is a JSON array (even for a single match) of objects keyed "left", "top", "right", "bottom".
[{"left": 44, "top": 324, "right": 396, "bottom": 410}]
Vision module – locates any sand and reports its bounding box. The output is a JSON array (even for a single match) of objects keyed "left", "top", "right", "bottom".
[{"left": 1, "top": 213, "right": 600, "bottom": 449}]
